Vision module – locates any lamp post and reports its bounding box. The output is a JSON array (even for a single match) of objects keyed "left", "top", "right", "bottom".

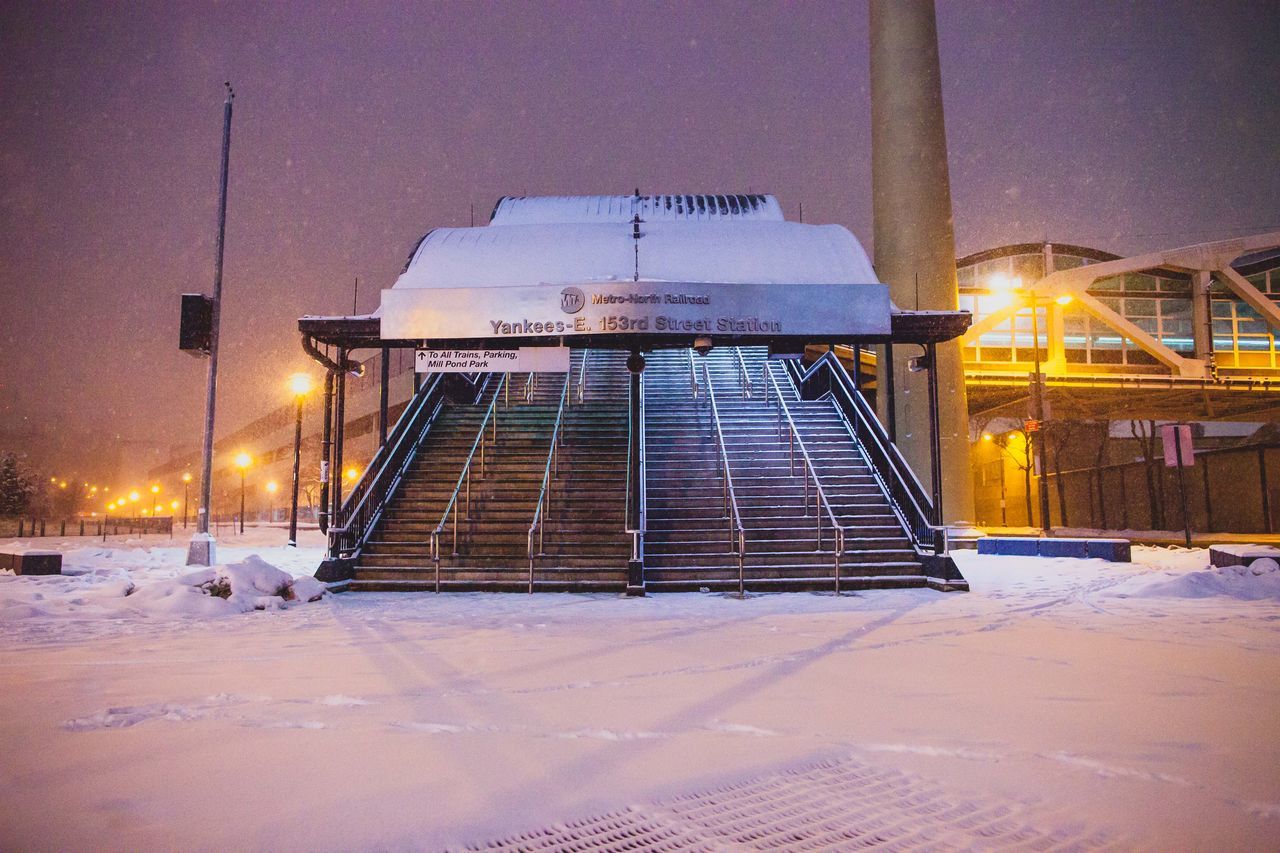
[
  {"left": 265, "top": 481, "right": 278, "bottom": 524},
  {"left": 287, "top": 372, "right": 314, "bottom": 547},
  {"left": 234, "top": 452, "right": 251, "bottom": 534},
  {"left": 987, "top": 274, "right": 1070, "bottom": 536},
  {"left": 181, "top": 471, "right": 192, "bottom": 529}
]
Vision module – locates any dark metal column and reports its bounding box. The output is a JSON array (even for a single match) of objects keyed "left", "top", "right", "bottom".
[
  {"left": 318, "top": 370, "right": 334, "bottom": 534},
  {"left": 882, "top": 343, "right": 897, "bottom": 443},
  {"left": 851, "top": 343, "right": 862, "bottom": 392},
  {"left": 378, "top": 346, "right": 390, "bottom": 446},
  {"left": 626, "top": 350, "right": 646, "bottom": 596},
  {"left": 925, "top": 342, "right": 944, "bottom": 551},
  {"left": 332, "top": 349, "right": 348, "bottom": 522}
]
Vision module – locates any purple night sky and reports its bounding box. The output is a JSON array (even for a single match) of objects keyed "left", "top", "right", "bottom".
[{"left": 1, "top": 1, "right": 1277, "bottom": 470}]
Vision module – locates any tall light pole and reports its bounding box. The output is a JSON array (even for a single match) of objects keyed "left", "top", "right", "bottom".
[
  {"left": 265, "top": 481, "right": 278, "bottom": 524},
  {"left": 188, "top": 82, "right": 235, "bottom": 566},
  {"left": 181, "top": 471, "right": 192, "bottom": 529},
  {"left": 1027, "top": 293, "right": 1052, "bottom": 535},
  {"left": 287, "top": 373, "right": 314, "bottom": 547},
  {"left": 234, "top": 452, "right": 251, "bottom": 534}
]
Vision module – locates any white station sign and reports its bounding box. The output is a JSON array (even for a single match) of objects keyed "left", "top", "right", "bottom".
[
  {"left": 415, "top": 347, "right": 570, "bottom": 373},
  {"left": 381, "top": 281, "right": 890, "bottom": 341}
]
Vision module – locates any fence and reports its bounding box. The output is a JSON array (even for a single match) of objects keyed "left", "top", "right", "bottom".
[
  {"left": 1041, "top": 443, "right": 1277, "bottom": 534},
  {"left": 1, "top": 515, "right": 176, "bottom": 538}
]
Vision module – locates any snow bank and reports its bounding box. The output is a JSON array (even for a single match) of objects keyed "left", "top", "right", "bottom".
[
  {"left": 1112, "top": 557, "right": 1280, "bottom": 601},
  {"left": 0, "top": 540, "right": 328, "bottom": 625}
]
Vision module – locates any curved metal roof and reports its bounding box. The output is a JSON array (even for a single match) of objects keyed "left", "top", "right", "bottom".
[
  {"left": 489, "top": 193, "right": 784, "bottom": 225},
  {"left": 396, "top": 194, "right": 877, "bottom": 289}
]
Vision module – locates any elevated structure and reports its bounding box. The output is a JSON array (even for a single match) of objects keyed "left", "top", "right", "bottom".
[{"left": 958, "top": 236, "right": 1280, "bottom": 422}]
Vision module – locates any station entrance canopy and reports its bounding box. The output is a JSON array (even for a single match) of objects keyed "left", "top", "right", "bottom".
[{"left": 299, "top": 194, "right": 970, "bottom": 350}]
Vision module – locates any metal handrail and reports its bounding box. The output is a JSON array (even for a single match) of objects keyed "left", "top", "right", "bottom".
[
  {"left": 785, "top": 351, "right": 944, "bottom": 554},
  {"left": 625, "top": 371, "right": 647, "bottom": 565},
  {"left": 328, "top": 372, "right": 447, "bottom": 559},
  {"left": 429, "top": 373, "right": 509, "bottom": 591},
  {"left": 523, "top": 370, "right": 538, "bottom": 403},
  {"left": 733, "top": 347, "right": 753, "bottom": 398},
  {"left": 688, "top": 348, "right": 700, "bottom": 397},
  {"left": 576, "top": 348, "right": 590, "bottom": 404},
  {"left": 760, "top": 359, "right": 847, "bottom": 593},
  {"left": 701, "top": 358, "right": 747, "bottom": 597},
  {"left": 527, "top": 372, "right": 572, "bottom": 592}
]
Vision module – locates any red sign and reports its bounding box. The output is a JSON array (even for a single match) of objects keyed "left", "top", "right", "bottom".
[{"left": 1023, "top": 419, "right": 1042, "bottom": 433}]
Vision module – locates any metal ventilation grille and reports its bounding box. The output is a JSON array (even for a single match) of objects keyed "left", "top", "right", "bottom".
[{"left": 454, "top": 755, "right": 1120, "bottom": 851}]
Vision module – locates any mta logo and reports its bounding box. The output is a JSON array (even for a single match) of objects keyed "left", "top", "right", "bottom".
[{"left": 560, "top": 287, "right": 585, "bottom": 314}]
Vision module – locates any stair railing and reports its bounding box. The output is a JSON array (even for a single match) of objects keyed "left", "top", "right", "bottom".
[
  {"left": 625, "top": 370, "right": 647, "bottom": 568},
  {"left": 527, "top": 372, "right": 572, "bottom": 592},
  {"left": 701, "top": 359, "right": 747, "bottom": 597},
  {"left": 783, "top": 351, "right": 944, "bottom": 555},
  {"left": 761, "top": 362, "right": 847, "bottom": 593},
  {"left": 429, "top": 373, "right": 509, "bottom": 592},
  {"left": 523, "top": 371, "right": 538, "bottom": 403},
  {"left": 733, "top": 347, "right": 753, "bottom": 398},
  {"left": 328, "top": 372, "right": 448, "bottom": 560},
  {"left": 576, "top": 348, "right": 590, "bottom": 404},
  {"left": 687, "top": 349, "right": 700, "bottom": 398}
]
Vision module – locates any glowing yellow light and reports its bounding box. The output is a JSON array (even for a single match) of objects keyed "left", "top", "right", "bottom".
[
  {"left": 50, "top": 476, "right": 57, "bottom": 483},
  {"left": 265, "top": 481, "right": 279, "bottom": 494},
  {"left": 154, "top": 504, "right": 164, "bottom": 514},
  {"left": 107, "top": 502, "right": 116, "bottom": 510},
  {"left": 150, "top": 484, "right": 160, "bottom": 494},
  {"left": 90, "top": 486, "right": 98, "bottom": 493},
  {"left": 982, "top": 433, "right": 994, "bottom": 442},
  {"left": 181, "top": 472, "right": 192, "bottom": 483},
  {"left": 345, "top": 467, "right": 359, "bottom": 480},
  {"left": 129, "top": 491, "right": 140, "bottom": 502},
  {"left": 59, "top": 481, "right": 67, "bottom": 489},
  {"left": 288, "top": 372, "right": 315, "bottom": 396},
  {"left": 986, "top": 273, "right": 1022, "bottom": 293},
  {"left": 234, "top": 452, "right": 252, "bottom": 470},
  {"left": 1055, "top": 294, "right": 1074, "bottom": 306},
  {"left": 170, "top": 500, "right": 180, "bottom": 510},
  {"left": 141, "top": 508, "right": 149, "bottom": 516}
]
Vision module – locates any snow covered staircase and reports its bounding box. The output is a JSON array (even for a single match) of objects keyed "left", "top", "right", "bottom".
[
  {"left": 641, "top": 347, "right": 924, "bottom": 592},
  {"left": 349, "top": 350, "right": 631, "bottom": 592}
]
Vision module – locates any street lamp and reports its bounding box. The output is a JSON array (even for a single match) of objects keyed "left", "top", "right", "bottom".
[
  {"left": 181, "top": 471, "right": 192, "bottom": 529},
  {"left": 287, "top": 372, "right": 314, "bottom": 547},
  {"left": 234, "top": 451, "right": 252, "bottom": 534},
  {"left": 989, "top": 274, "right": 1068, "bottom": 536},
  {"left": 265, "top": 480, "right": 279, "bottom": 524}
]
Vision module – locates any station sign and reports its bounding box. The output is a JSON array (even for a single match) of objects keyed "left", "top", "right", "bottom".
[
  {"left": 381, "top": 281, "right": 891, "bottom": 341},
  {"left": 415, "top": 347, "right": 570, "bottom": 373}
]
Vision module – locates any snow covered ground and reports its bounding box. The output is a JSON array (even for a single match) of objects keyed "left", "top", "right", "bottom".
[{"left": 2, "top": 529, "right": 1278, "bottom": 850}]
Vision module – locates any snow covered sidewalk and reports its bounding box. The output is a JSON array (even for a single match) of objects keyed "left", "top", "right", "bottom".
[{"left": 1, "top": 532, "right": 1278, "bottom": 850}]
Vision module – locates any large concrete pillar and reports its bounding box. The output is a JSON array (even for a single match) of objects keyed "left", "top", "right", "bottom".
[{"left": 870, "top": 0, "right": 974, "bottom": 522}]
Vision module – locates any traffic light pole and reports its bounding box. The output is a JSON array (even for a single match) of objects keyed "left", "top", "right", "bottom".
[{"left": 188, "top": 84, "right": 234, "bottom": 566}]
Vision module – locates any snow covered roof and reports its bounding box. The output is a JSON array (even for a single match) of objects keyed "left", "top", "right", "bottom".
[
  {"left": 395, "top": 194, "right": 877, "bottom": 289},
  {"left": 489, "top": 194, "right": 784, "bottom": 225}
]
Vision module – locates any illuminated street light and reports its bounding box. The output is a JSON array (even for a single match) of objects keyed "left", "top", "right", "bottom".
[
  {"left": 266, "top": 480, "right": 279, "bottom": 524},
  {"left": 151, "top": 484, "right": 160, "bottom": 495},
  {"left": 234, "top": 452, "right": 252, "bottom": 534},
  {"left": 287, "top": 373, "right": 314, "bottom": 547},
  {"left": 129, "top": 491, "right": 140, "bottom": 503},
  {"left": 1055, "top": 294, "right": 1074, "bottom": 306},
  {"left": 982, "top": 433, "right": 994, "bottom": 442},
  {"left": 181, "top": 471, "right": 193, "bottom": 529},
  {"left": 345, "top": 466, "right": 359, "bottom": 481}
]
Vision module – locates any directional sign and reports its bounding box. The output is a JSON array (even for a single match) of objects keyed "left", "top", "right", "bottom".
[{"left": 415, "top": 347, "right": 570, "bottom": 373}]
